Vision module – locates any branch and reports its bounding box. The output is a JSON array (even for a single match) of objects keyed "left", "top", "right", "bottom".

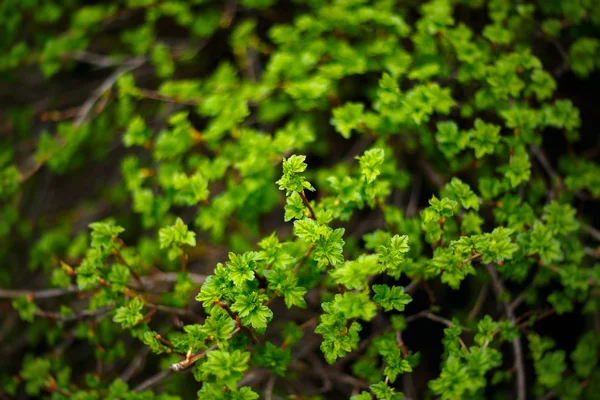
[
  {"left": 138, "top": 272, "right": 206, "bottom": 287},
  {"left": 73, "top": 57, "right": 144, "bottom": 127},
  {"left": 486, "top": 264, "right": 526, "bottom": 400},
  {"left": 171, "top": 327, "right": 241, "bottom": 371},
  {"left": 133, "top": 369, "right": 172, "bottom": 393},
  {"left": 299, "top": 190, "right": 317, "bottom": 220},
  {"left": 406, "top": 310, "right": 471, "bottom": 332},
  {"left": 264, "top": 376, "right": 276, "bottom": 400},
  {"left": 468, "top": 284, "right": 489, "bottom": 320},
  {"left": 582, "top": 223, "right": 600, "bottom": 242},
  {"left": 404, "top": 278, "right": 421, "bottom": 295},
  {"left": 294, "top": 245, "right": 314, "bottom": 274},
  {"left": 0, "top": 286, "right": 79, "bottom": 299},
  {"left": 35, "top": 306, "right": 113, "bottom": 323}
]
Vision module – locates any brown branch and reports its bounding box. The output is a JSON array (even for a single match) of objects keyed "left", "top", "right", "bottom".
[
  {"left": 154, "top": 334, "right": 174, "bottom": 349},
  {"left": 181, "top": 244, "right": 188, "bottom": 273}
]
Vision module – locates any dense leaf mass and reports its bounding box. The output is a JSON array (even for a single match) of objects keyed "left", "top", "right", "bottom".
[{"left": 1, "top": 0, "right": 599, "bottom": 399}]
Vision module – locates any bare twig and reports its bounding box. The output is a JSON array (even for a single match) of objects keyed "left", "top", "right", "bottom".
[
  {"left": 404, "top": 278, "right": 421, "bottom": 295},
  {"left": 582, "top": 223, "right": 600, "bottom": 242},
  {"left": 407, "top": 310, "right": 471, "bottom": 332},
  {"left": 419, "top": 159, "right": 445, "bottom": 189},
  {"left": 264, "top": 376, "right": 276, "bottom": 400},
  {"left": 138, "top": 272, "right": 206, "bottom": 287},
  {"left": 294, "top": 245, "right": 314, "bottom": 274},
  {"left": 530, "top": 145, "right": 560, "bottom": 184},
  {"left": 0, "top": 286, "right": 79, "bottom": 299},
  {"left": 468, "top": 284, "right": 489, "bottom": 320},
  {"left": 133, "top": 369, "right": 172, "bottom": 392},
  {"left": 35, "top": 306, "right": 113, "bottom": 323},
  {"left": 406, "top": 173, "right": 422, "bottom": 218},
  {"left": 73, "top": 57, "right": 144, "bottom": 127},
  {"left": 121, "top": 347, "right": 149, "bottom": 382},
  {"left": 486, "top": 264, "right": 526, "bottom": 400},
  {"left": 136, "top": 88, "right": 202, "bottom": 106},
  {"left": 69, "top": 51, "right": 126, "bottom": 68}
]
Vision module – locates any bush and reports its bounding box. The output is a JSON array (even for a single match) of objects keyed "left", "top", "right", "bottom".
[{"left": 1, "top": 0, "right": 599, "bottom": 399}]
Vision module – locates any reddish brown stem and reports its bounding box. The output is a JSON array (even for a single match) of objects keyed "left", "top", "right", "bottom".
[
  {"left": 181, "top": 244, "right": 188, "bottom": 273},
  {"left": 299, "top": 190, "right": 317, "bottom": 220}
]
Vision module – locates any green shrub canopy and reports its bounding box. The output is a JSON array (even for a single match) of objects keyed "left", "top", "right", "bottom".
[{"left": 1, "top": 0, "right": 599, "bottom": 399}]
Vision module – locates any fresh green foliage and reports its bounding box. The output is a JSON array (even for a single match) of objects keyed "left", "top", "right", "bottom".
[{"left": 1, "top": 0, "right": 599, "bottom": 399}]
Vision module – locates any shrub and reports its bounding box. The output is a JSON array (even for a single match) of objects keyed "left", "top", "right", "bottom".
[{"left": 1, "top": 0, "right": 599, "bottom": 399}]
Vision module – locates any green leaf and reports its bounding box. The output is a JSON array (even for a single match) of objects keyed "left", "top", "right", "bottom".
[
  {"left": 370, "top": 381, "right": 403, "bottom": 400},
  {"left": 201, "top": 349, "right": 251, "bottom": 389},
  {"left": 313, "top": 227, "right": 346, "bottom": 269},
  {"left": 12, "top": 297, "right": 38, "bottom": 322},
  {"left": 253, "top": 341, "right": 292, "bottom": 376},
  {"left": 331, "top": 102, "right": 365, "bottom": 139},
  {"left": 330, "top": 254, "right": 381, "bottom": 290},
  {"left": 443, "top": 178, "right": 479, "bottom": 211},
  {"left": 527, "top": 222, "right": 563, "bottom": 265},
  {"left": 158, "top": 217, "right": 196, "bottom": 260},
  {"left": 356, "top": 148, "right": 385, "bottom": 183},
  {"left": 276, "top": 155, "right": 315, "bottom": 195},
  {"left": 231, "top": 292, "right": 273, "bottom": 332},
  {"left": 469, "top": 119, "right": 501, "bottom": 158},
  {"left": 89, "top": 221, "right": 125, "bottom": 250},
  {"left": 377, "top": 234, "right": 410, "bottom": 277},
  {"left": 284, "top": 192, "right": 306, "bottom": 221},
  {"left": 113, "top": 297, "right": 144, "bottom": 328},
  {"left": 123, "top": 115, "right": 152, "bottom": 147},
  {"left": 373, "top": 284, "right": 412, "bottom": 312},
  {"left": 542, "top": 201, "right": 579, "bottom": 236},
  {"left": 226, "top": 251, "right": 259, "bottom": 287}
]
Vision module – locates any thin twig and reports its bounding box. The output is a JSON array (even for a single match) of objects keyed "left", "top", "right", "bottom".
[
  {"left": 35, "top": 306, "right": 113, "bottom": 323},
  {"left": 468, "top": 284, "right": 489, "bottom": 320},
  {"left": 121, "top": 347, "right": 149, "bottom": 382},
  {"left": 404, "top": 278, "right": 421, "bottom": 295},
  {"left": 294, "top": 245, "right": 314, "bottom": 274},
  {"left": 486, "top": 264, "right": 526, "bottom": 400},
  {"left": 406, "top": 310, "right": 471, "bottom": 332},
  {"left": 133, "top": 369, "right": 172, "bottom": 392},
  {"left": 299, "top": 190, "right": 317, "bottom": 220},
  {"left": 0, "top": 286, "right": 79, "bottom": 299},
  {"left": 138, "top": 272, "right": 206, "bottom": 287},
  {"left": 406, "top": 173, "right": 422, "bottom": 218},
  {"left": 73, "top": 57, "right": 144, "bottom": 127},
  {"left": 171, "top": 327, "right": 241, "bottom": 371},
  {"left": 136, "top": 88, "right": 202, "bottom": 106},
  {"left": 582, "top": 223, "right": 600, "bottom": 242}
]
